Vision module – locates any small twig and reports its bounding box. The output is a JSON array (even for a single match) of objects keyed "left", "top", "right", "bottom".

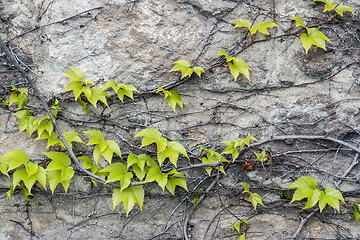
[
  {"left": 291, "top": 212, "right": 315, "bottom": 239},
  {"left": 9, "top": 219, "right": 36, "bottom": 237},
  {"left": 336, "top": 152, "right": 359, "bottom": 188}
]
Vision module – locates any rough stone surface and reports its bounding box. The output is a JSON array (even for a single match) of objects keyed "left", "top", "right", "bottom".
[{"left": 1, "top": 0, "right": 360, "bottom": 239}]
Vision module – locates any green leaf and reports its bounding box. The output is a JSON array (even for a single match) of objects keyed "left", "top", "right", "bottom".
[
  {"left": 144, "top": 166, "right": 169, "bottom": 191},
  {"left": 134, "top": 128, "right": 167, "bottom": 153},
  {"left": 62, "top": 67, "right": 84, "bottom": 81},
  {"left": 35, "top": 118, "right": 53, "bottom": 137},
  {"left": 13, "top": 165, "right": 47, "bottom": 193},
  {"left": 231, "top": 19, "right": 252, "bottom": 29},
  {"left": 318, "top": 188, "right": 345, "bottom": 212},
  {"left": 252, "top": 21, "right": 278, "bottom": 35},
  {"left": 87, "top": 87, "right": 109, "bottom": 108},
  {"left": 237, "top": 233, "right": 246, "bottom": 240},
  {"left": 287, "top": 176, "right": 318, "bottom": 189},
  {"left": 43, "top": 152, "right": 74, "bottom": 181},
  {"left": 170, "top": 60, "right": 193, "bottom": 79},
  {"left": 18, "top": 114, "right": 37, "bottom": 137},
  {"left": 25, "top": 162, "right": 38, "bottom": 177},
  {"left": 21, "top": 187, "right": 33, "bottom": 201},
  {"left": 254, "top": 150, "right": 268, "bottom": 162},
  {"left": 112, "top": 185, "right": 144, "bottom": 216},
  {"left": 0, "top": 156, "right": 11, "bottom": 177},
  {"left": 116, "top": 83, "right": 139, "bottom": 102},
  {"left": 249, "top": 192, "right": 264, "bottom": 210},
  {"left": 101, "top": 163, "right": 132, "bottom": 190},
  {"left": 353, "top": 201, "right": 360, "bottom": 222},
  {"left": 77, "top": 98, "right": 90, "bottom": 113},
  {"left": 232, "top": 222, "right": 241, "bottom": 233},
  {"left": 127, "top": 154, "right": 146, "bottom": 171},
  {"left": 35, "top": 131, "right": 61, "bottom": 148},
  {"left": 166, "top": 172, "right": 188, "bottom": 195},
  {"left": 102, "top": 140, "right": 122, "bottom": 163},
  {"left": 4, "top": 149, "right": 29, "bottom": 171},
  {"left": 313, "top": 0, "right": 336, "bottom": 12},
  {"left": 84, "top": 130, "right": 104, "bottom": 145},
  {"left": 48, "top": 99, "right": 62, "bottom": 118},
  {"left": 239, "top": 182, "right": 250, "bottom": 193},
  {"left": 157, "top": 141, "right": 188, "bottom": 167},
  {"left": 217, "top": 50, "right": 252, "bottom": 81},
  {"left": 301, "top": 28, "right": 332, "bottom": 54},
  {"left": 62, "top": 81, "right": 84, "bottom": 100},
  {"left": 157, "top": 88, "right": 184, "bottom": 112},
  {"left": 102, "top": 79, "right": 119, "bottom": 92},
  {"left": 336, "top": 6, "right": 354, "bottom": 16},
  {"left": 193, "top": 67, "right": 205, "bottom": 77},
  {"left": 290, "top": 16, "right": 305, "bottom": 27},
  {"left": 222, "top": 140, "right": 240, "bottom": 162},
  {"left": 59, "top": 131, "right": 84, "bottom": 149},
  {"left": 132, "top": 164, "right": 146, "bottom": 181}
]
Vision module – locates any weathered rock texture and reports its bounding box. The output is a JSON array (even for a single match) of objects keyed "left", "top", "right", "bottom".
[{"left": 1, "top": 0, "right": 360, "bottom": 239}]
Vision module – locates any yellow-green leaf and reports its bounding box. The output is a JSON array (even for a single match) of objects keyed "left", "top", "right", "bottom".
[
  {"left": 290, "top": 16, "right": 305, "bottom": 27},
  {"left": 112, "top": 185, "right": 144, "bottom": 217},
  {"left": 336, "top": 6, "right": 354, "bottom": 16},
  {"left": 301, "top": 28, "right": 332, "bottom": 54}
]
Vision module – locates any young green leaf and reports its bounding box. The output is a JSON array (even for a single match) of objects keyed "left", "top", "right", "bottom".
[
  {"left": 35, "top": 118, "right": 53, "bottom": 137},
  {"left": 170, "top": 60, "right": 193, "bottom": 79},
  {"left": 318, "top": 188, "right": 345, "bottom": 212},
  {"left": 100, "top": 163, "right": 132, "bottom": 191},
  {"left": 12, "top": 164, "right": 46, "bottom": 193},
  {"left": 134, "top": 128, "right": 167, "bottom": 153},
  {"left": 249, "top": 192, "right": 264, "bottom": 210},
  {"left": 43, "top": 152, "right": 74, "bottom": 182},
  {"left": 201, "top": 147, "right": 225, "bottom": 175},
  {"left": 222, "top": 140, "right": 240, "bottom": 161},
  {"left": 239, "top": 182, "right": 250, "bottom": 193},
  {"left": 9, "top": 88, "right": 28, "bottom": 110},
  {"left": 116, "top": 83, "right": 139, "bottom": 102},
  {"left": 254, "top": 150, "right": 268, "bottom": 162},
  {"left": 112, "top": 185, "right": 144, "bottom": 216},
  {"left": 157, "top": 87, "right": 184, "bottom": 112},
  {"left": 62, "top": 67, "right": 84, "bottom": 81},
  {"left": 59, "top": 131, "right": 84, "bottom": 149},
  {"left": 251, "top": 21, "right": 278, "bottom": 35},
  {"left": 290, "top": 16, "right": 305, "bottom": 27},
  {"left": 335, "top": 6, "right": 354, "bottom": 16},
  {"left": 4, "top": 149, "right": 29, "bottom": 171},
  {"left": 77, "top": 98, "right": 90, "bottom": 113},
  {"left": 144, "top": 166, "right": 169, "bottom": 191},
  {"left": 313, "top": 0, "right": 336, "bottom": 12},
  {"left": 49, "top": 99, "right": 62, "bottom": 118},
  {"left": 231, "top": 19, "right": 252, "bottom": 29},
  {"left": 157, "top": 141, "right": 189, "bottom": 167},
  {"left": 193, "top": 67, "right": 205, "bottom": 77},
  {"left": 84, "top": 130, "right": 104, "bottom": 145},
  {"left": 353, "top": 200, "right": 360, "bottom": 222},
  {"left": 21, "top": 187, "right": 33, "bottom": 201},
  {"left": 35, "top": 131, "right": 61, "bottom": 148},
  {"left": 127, "top": 154, "right": 146, "bottom": 171},
  {"left": 237, "top": 233, "right": 246, "bottom": 240},
  {"left": 301, "top": 27, "right": 332, "bottom": 54},
  {"left": 14, "top": 110, "right": 37, "bottom": 137},
  {"left": 61, "top": 81, "right": 84, "bottom": 100},
  {"left": 88, "top": 86, "right": 109, "bottom": 108},
  {"left": 166, "top": 172, "right": 188, "bottom": 195},
  {"left": 79, "top": 156, "right": 107, "bottom": 186},
  {"left": 216, "top": 50, "right": 252, "bottom": 81},
  {"left": 0, "top": 156, "right": 11, "bottom": 177}
]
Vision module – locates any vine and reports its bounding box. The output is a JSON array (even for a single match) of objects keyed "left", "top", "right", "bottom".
[{"left": 0, "top": 0, "right": 359, "bottom": 239}]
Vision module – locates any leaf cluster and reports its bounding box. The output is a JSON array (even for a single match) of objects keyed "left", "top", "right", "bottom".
[
  {"left": 238, "top": 182, "right": 264, "bottom": 210},
  {"left": 287, "top": 176, "right": 345, "bottom": 212},
  {"left": 170, "top": 60, "right": 204, "bottom": 79}
]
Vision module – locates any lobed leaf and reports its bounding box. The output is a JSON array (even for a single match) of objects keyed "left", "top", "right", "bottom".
[
  {"left": 112, "top": 185, "right": 144, "bottom": 216},
  {"left": 157, "top": 141, "right": 189, "bottom": 167},
  {"left": 166, "top": 172, "right": 188, "bottom": 195},
  {"left": 301, "top": 28, "right": 332, "bottom": 54},
  {"left": 62, "top": 67, "right": 83, "bottom": 81},
  {"left": 336, "top": 6, "right": 354, "bottom": 16},
  {"left": 290, "top": 16, "right": 305, "bottom": 27},
  {"left": 134, "top": 128, "right": 167, "bottom": 153}
]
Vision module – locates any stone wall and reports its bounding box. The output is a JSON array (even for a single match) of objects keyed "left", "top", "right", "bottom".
[{"left": 1, "top": 0, "right": 360, "bottom": 239}]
